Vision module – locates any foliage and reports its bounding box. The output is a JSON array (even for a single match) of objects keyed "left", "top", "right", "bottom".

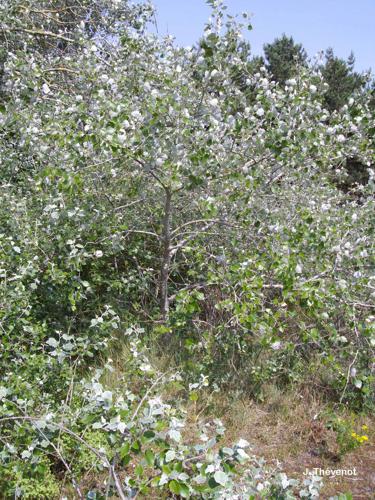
[
  {"left": 0, "top": 334, "right": 324, "bottom": 498},
  {"left": 0, "top": 0, "right": 374, "bottom": 496}
]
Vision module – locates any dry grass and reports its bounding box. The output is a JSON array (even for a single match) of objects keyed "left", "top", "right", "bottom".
[
  {"left": 84, "top": 347, "right": 375, "bottom": 498},
  {"left": 193, "top": 385, "right": 375, "bottom": 499}
]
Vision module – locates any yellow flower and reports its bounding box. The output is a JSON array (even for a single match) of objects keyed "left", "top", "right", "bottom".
[
  {"left": 362, "top": 424, "right": 368, "bottom": 431},
  {"left": 361, "top": 435, "right": 368, "bottom": 442}
]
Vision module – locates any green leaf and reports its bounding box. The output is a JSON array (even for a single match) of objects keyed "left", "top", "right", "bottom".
[
  {"left": 179, "top": 483, "right": 190, "bottom": 498},
  {"left": 169, "top": 480, "right": 181, "bottom": 495},
  {"left": 208, "top": 477, "right": 219, "bottom": 489},
  {"left": 121, "top": 454, "right": 131, "bottom": 466},
  {"left": 135, "top": 464, "right": 143, "bottom": 476},
  {"left": 131, "top": 440, "right": 141, "bottom": 453},
  {"left": 143, "top": 430, "right": 155, "bottom": 441},
  {"left": 145, "top": 449, "right": 154, "bottom": 466}
]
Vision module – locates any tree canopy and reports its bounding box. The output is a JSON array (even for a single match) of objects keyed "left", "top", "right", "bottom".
[
  {"left": 263, "top": 34, "right": 307, "bottom": 84},
  {"left": 0, "top": 0, "right": 374, "bottom": 497},
  {"left": 321, "top": 48, "right": 366, "bottom": 111}
]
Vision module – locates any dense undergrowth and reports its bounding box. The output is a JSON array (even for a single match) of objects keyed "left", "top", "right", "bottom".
[{"left": 0, "top": 0, "right": 374, "bottom": 497}]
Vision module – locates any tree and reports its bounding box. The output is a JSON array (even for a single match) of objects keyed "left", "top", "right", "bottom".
[
  {"left": 263, "top": 34, "right": 307, "bottom": 84},
  {"left": 0, "top": 1, "right": 374, "bottom": 495},
  {"left": 321, "top": 48, "right": 365, "bottom": 111}
]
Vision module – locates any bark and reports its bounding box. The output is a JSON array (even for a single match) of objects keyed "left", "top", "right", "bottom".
[{"left": 159, "top": 188, "right": 172, "bottom": 321}]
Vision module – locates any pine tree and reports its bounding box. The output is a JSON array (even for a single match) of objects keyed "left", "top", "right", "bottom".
[
  {"left": 263, "top": 34, "right": 307, "bottom": 84},
  {"left": 321, "top": 48, "right": 365, "bottom": 111}
]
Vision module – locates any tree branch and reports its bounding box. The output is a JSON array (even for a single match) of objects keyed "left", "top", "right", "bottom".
[{"left": 8, "top": 28, "right": 75, "bottom": 43}]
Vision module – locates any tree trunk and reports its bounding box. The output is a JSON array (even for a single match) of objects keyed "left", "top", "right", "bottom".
[{"left": 159, "top": 188, "right": 172, "bottom": 321}]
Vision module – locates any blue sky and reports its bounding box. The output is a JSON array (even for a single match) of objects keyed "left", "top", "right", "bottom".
[{"left": 151, "top": 0, "right": 374, "bottom": 72}]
